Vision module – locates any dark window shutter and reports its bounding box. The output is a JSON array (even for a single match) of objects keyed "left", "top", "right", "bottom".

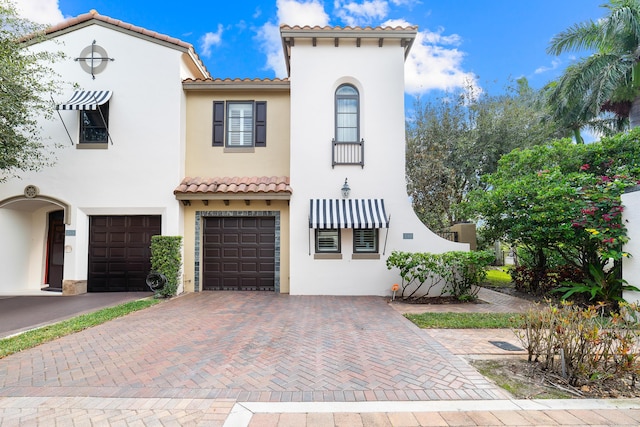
[
  {"left": 212, "top": 101, "right": 224, "bottom": 146},
  {"left": 254, "top": 101, "right": 267, "bottom": 147}
]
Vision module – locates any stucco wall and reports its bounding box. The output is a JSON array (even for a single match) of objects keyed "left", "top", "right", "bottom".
[
  {"left": 288, "top": 37, "right": 467, "bottom": 296},
  {"left": 623, "top": 188, "right": 640, "bottom": 303},
  {"left": 0, "top": 24, "right": 197, "bottom": 293},
  {"left": 184, "top": 88, "right": 290, "bottom": 177}
]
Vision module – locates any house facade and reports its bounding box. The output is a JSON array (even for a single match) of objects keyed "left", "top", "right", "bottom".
[
  {"left": 175, "top": 79, "right": 292, "bottom": 293},
  {"left": 0, "top": 11, "right": 208, "bottom": 295},
  {"left": 284, "top": 26, "right": 467, "bottom": 295},
  {"left": 0, "top": 12, "right": 468, "bottom": 297}
]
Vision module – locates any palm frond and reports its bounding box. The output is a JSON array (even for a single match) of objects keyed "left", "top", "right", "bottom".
[{"left": 547, "top": 21, "right": 602, "bottom": 55}]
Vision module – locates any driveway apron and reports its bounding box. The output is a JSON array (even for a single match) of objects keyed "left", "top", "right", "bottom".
[{"left": 0, "top": 292, "right": 508, "bottom": 402}]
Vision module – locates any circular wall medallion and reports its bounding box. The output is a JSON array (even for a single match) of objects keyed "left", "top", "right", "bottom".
[
  {"left": 78, "top": 44, "right": 111, "bottom": 76},
  {"left": 24, "top": 185, "right": 39, "bottom": 198}
]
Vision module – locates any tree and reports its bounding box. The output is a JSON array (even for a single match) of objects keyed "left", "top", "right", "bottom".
[
  {"left": 468, "top": 130, "right": 640, "bottom": 286},
  {"left": 0, "top": 0, "right": 63, "bottom": 182},
  {"left": 547, "top": 0, "right": 640, "bottom": 129},
  {"left": 406, "top": 79, "right": 566, "bottom": 231}
]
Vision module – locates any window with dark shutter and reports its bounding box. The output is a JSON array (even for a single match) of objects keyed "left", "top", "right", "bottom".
[
  {"left": 255, "top": 101, "right": 267, "bottom": 147},
  {"left": 212, "top": 101, "right": 225, "bottom": 146},
  {"left": 212, "top": 100, "right": 267, "bottom": 148}
]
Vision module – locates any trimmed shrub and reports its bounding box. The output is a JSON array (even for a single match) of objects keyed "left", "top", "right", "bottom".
[
  {"left": 386, "top": 250, "right": 494, "bottom": 300},
  {"left": 150, "top": 235, "right": 182, "bottom": 298}
]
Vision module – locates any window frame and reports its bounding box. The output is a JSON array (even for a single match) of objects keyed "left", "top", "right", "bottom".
[
  {"left": 212, "top": 100, "right": 267, "bottom": 148},
  {"left": 353, "top": 228, "right": 379, "bottom": 254},
  {"left": 315, "top": 228, "right": 341, "bottom": 253},
  {"left": 226, "top": 101, "right": 254, "bottom": 147},
  {"left": 79, "top": 102, "right": 109, "bottom": 144},
  {"left": 334, "top": 84, "right": 359, "bottom": 143}
]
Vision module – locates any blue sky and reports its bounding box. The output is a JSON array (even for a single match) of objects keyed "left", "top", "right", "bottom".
[{"left": 17, "top": 0, "right": 605, "bottom": 98}]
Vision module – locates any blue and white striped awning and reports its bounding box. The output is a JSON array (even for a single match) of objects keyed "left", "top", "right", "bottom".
[
  {"left": 309, "top": 199, "right": 389, "bottom": 229},
  {"left": 56, "top": 90, "right": 112, "bottom": 111}
]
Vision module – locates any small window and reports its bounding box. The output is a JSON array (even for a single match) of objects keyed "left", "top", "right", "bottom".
[
  {"left": 80, "top": 103, "right": 109, "bottom": 143},
  {"left": 354, "top": 228, "right": 378, "bottom": 253},
  {"left": 227, "top": 102, "right": 253, "bottom": 147},
  {"left": 212, "top": 101, "right": 267, "bottom": 147},
  {"left": 335, "top": 84, "right": 359, "bottom": 143},
  {"left": 316, "top": 229, "right": 341, "bottom": 253}
]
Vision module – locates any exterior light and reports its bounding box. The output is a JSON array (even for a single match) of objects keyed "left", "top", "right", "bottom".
[{"left": 341, "top": 178, "right": 351, "bottom": 198}]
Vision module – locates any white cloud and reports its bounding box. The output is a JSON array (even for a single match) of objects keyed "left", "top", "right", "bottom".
[
  {"left": 335, "top": 0, "right": 389, "bottom": 26},
  {"left": 277, "top": 0, "right": 329, "bottom": 26},
  {"left": 12, "top": 0, "right": 65, "bottom": 25},
  {"left": 390, "top": 0, "right": 420, "bottom": 6},
  {"left": 257, "top": 0, "right": 329, "bottom": 77},
  {"left": 534, "top": 58, "right": 561, "bottom": 75},
  {"left": 383, "top": 18, "right": 478, "bottom": 95},
  {"left": 200, "top": 24, "right": 224, "bottom": 58},
  {"left": 256, "top": 22, "right": 288, "bottom": 77}
]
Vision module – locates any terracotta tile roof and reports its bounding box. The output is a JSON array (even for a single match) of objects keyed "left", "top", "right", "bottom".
[
  {"left": 183, "top": 77, "right": 289, "bottom": 83},
  {"left": 279, "top": 24, "right": 417, "bottom": 76},
  {"left": 174, "top": 176, "right": 292, "bottom": 198},
  {"left": 182, "top": 77, "right": 290, "bottom": 90},
  {"left": 42, "top": 10, "right": 209, "bottom": 78},
  {"left": 280, "top": 25, "right": 418, "bottom": 32}
]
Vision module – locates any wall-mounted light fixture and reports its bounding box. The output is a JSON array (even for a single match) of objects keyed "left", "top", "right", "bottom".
[{"left": 341, "top": 178, "right": 350, "bottom": 198}]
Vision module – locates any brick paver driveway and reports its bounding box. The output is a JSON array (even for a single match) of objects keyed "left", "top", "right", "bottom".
[{"left": 0, "top": 292, "right": 507, "bottom": 402}]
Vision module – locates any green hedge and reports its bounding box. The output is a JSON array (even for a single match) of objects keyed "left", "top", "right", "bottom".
[{"left": 150, "top": 235, "right": 182, "bottom": 298}]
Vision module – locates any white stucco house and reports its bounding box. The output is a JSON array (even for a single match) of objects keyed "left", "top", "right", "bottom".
[
  {"left": 284, "top": 26, "right": 467, "bottom": 295},
  {"left": 622, "top": 186, "right": 640, "bottom": 303},
  {"left": 0, "top": 12, "right": 467, "bottom": 296},
  {"left": 0, "top": 11, "right": 208, "bottom": 295}
]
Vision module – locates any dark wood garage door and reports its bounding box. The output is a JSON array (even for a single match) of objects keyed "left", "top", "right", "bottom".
[
  {"left": 88, "top": 215, "right": 161, "bottom": 292},
  {"left": 202, "top": 217, "right": 275, "bottom": 291}
]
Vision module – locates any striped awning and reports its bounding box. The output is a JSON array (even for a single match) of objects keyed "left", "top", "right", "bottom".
[
  {"left": 56, "top": 90, "right": 112, "bottom": 111},
  {"left": 309, "top": 199, "right": 389, "bottom": 229}
]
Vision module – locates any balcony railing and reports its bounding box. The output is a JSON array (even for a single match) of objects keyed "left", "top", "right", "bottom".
[{"left": 332, "top": 138, "right": 364, "bottom": 168}]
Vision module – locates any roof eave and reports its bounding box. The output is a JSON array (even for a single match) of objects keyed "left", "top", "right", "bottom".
[
  {"left": 280, "top": 26, "right": 418, "bottom": 75},
  {"left": 174, "top": 193, "right": 292, "bottom": 201},
  {"left": 182, "top": 80, "right": 290, "bottom": 91}
]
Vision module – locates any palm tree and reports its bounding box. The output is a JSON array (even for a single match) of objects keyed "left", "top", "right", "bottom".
[{"left": 547, "top": 0, "right": 640, "bottom": 130}]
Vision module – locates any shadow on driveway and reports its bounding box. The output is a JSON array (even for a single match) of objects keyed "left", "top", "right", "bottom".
[{"left": 0, "top": 292, "right": 152, "bottom": 338}]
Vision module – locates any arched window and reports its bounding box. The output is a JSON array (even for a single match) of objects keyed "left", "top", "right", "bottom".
[{"left": 335, "top": 84, "right": 359, "bottom": 142}]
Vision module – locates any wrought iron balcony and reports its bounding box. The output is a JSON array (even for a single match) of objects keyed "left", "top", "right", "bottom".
[{"left": 332, "top": 138, "right": 364, "bottom": 168}]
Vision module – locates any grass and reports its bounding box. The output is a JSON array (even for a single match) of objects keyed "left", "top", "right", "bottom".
[
  {"left": 484, "top": 267, "right": 512, "bottom": 288},
  {"left": 405, "top": 312, "right": 524, "bottom": 329},
  {"left": 0, "top": 298, "right": 161, "bottom": 359},
  {"left": 472, "top": 359, "right": 572, "bottom": 399}
]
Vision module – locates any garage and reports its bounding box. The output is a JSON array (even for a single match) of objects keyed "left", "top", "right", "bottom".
[
  {"left": 202, "top": 216, "right": 275, "bottom": 291},
  {"left": 88, "top": 215, "right": 161, "bottom": 292}
]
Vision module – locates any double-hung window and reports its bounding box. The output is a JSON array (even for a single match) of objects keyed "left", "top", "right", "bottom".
[
  {"left": 315, "top": 229, "right": 341, "bottom": 253},
  {"left": 354, "top": 229, "right": 378, "bottom": 253},
  {"left": 80, "top": 103, "right": 109, "bottom": 143},
  {"left": 212, "top": 101, "right": 267, "bottom": 147}
]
